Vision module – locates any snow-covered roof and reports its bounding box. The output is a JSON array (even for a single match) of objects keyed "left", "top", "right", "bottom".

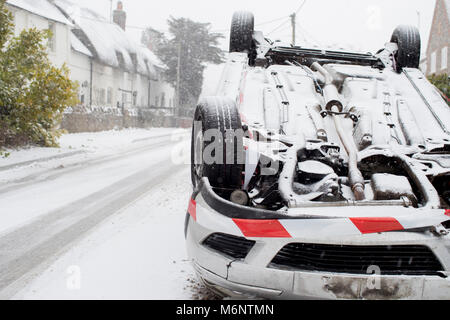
[
  {"left": 54, "top": 0, "right": 134, "bottom": 70},
  {"left": 6, "top": 0, "right": 72, "bottom": 26},
  {"left": 141, "top": 47, "right": 166, "bottom": 70},
  {"left": 54, "top": 0, "right": 160, "bottom": 78},
  {"left": 70, "top": 32, "right": 92, "bottom": 57}
]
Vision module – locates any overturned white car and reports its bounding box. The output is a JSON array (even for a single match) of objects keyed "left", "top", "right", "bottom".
[{"left": 186, "top": 11, "right": 450, "bottom": 299}]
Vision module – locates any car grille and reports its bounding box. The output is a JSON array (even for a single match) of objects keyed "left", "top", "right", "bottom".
[
  {"left": 202, "top": 233, "right": 256, "bottom": 260},
  {"left": 269, "top": 243, "right": 444, "bottom": 276}
]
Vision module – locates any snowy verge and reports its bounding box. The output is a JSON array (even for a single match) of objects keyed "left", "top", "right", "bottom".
[{"left": 0, "top": 128, "right": 187, "bottom": 170}]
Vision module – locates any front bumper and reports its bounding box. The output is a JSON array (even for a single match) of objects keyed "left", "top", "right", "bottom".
[{"left": 186, "top": 181, "right": 450, "bottom": 300}]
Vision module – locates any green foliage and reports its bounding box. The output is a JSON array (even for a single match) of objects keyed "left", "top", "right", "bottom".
[
  {"left": 0, "top": 150, "right": 10, "bottom": 158},
  {"left": 428, "top": 73, "right": 450, "bottom": 106},
  {"left": 0, "top": 0, "right": 78, "bottom": 148},
  {"left": 142, "top": 17, "right": 224, "bottom": 110}
]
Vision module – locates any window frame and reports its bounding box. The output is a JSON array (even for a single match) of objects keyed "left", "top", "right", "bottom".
[
  {"left": 48, "top": 22, "right": 56, "bottom": 52},
  {"left": 441, "top": 47, "right": 448, "bottom": 70},
  {"left": 430, "top": 51, "right": 437, "bottom": 74}
]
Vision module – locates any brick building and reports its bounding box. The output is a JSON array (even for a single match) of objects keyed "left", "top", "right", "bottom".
[{"left": 423, "top": 0, "right": 450, "bottom": 76}]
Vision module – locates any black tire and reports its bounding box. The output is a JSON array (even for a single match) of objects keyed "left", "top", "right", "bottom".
[
  {"left": 230, "top": 11, "right": 255, "bottom": 53},
  {"left": 191, "top": 97, "right": 244, "bottom": 190},
  {"left": 390, "top": 25, "right": 421, "bottom": 72}
]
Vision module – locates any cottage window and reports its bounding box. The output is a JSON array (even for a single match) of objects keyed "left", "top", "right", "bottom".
[
  {"left": 93, "top": 88, "right": 100, "bottom": 105},
  {"left": 122, "top": 92, "right": 127, "bottom": 107},
  {"left": 160, "top": 93, "right": 166, "bottom": 108},
  {"left": 442, "top": 47, "right": 448, "bottom": 70},
  {"left": 116, "top": 52, "right": 125, "bottom": 69},
  {"left": 48, "top": 23, "right": 56, "bottom": 52},
  {"left": 107, "top": 87, "right": 113, "bottom": 105},
  {"left": 99, "top": 89, "right": 106, "bottom": 105}
]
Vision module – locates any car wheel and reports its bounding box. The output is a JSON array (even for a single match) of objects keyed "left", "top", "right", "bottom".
[
  {"left": 390, "top": 25, "right": 421, "bottom": 72},
  {"left": 191, "top": 97, "right": 244, "bottom": 190},
  {"left": 230, "top": 11, "right": 255, "bottom": 53}
]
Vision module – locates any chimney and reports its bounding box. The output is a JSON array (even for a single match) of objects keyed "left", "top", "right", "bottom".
[{"left": 113, "top": 1, "right": 127, "bottom": 31}]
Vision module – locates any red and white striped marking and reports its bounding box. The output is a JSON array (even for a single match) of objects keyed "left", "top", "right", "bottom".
[
  {"left": 188, "top": 198, "right": 450, "bottom": 238},
  {"left": 233, "top": 219, "right": 291, "bottom": 238},
  {"left": 238, "top": 71, "right": 248, "bottom": 107},
  {"left": 188, "top": 198, "right": 197, "bottom": 221},
  {"left": 349, "top": 217, "right": 404, "bottom": 234}
]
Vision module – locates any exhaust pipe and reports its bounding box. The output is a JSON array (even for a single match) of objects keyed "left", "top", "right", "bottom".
[
  {"left": 311, "top": 62, "right": 366, "bottom": 201},
  {"left": 331, "top": 105, "right": 366, "bottom": 200},
  {"left": 311, "top": 62, "right": 343, "bottom": 112}
]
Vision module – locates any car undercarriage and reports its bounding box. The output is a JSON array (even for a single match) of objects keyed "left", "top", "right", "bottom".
[{"left": 186, "top": 11, "right": 450, "bottom": 300}]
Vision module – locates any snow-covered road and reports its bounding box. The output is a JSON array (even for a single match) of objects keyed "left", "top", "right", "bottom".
[{"left": 0, "top": 129, "right": 212, "bottom": 300}]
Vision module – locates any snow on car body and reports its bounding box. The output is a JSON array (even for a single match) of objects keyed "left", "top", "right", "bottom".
[{"left": 186, "top": 12, "right": 450, "bottom": 299}]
